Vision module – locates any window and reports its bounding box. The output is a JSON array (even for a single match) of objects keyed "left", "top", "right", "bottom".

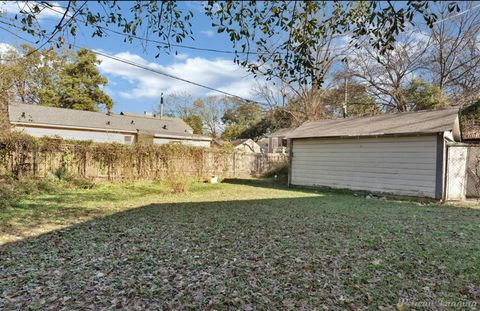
[{"left": 124, "top": 136, "right": 133, "bottom": 144}]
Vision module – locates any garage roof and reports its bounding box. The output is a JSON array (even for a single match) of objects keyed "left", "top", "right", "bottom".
[{"left": 287, "top": 108, "right": 460, "bottom": 139}]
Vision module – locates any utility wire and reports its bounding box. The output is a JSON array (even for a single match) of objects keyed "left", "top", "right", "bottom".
[
  {"left": 39, "top": 3, "right": 354, "bottom": 55},
  {"left": 0, "top": 22, "right": 266, "bottom": 105},
  {"left": 433, "top": 3, "right": 480, "bottom": 25},
  {"left": 0, "top": 1, "right": 87, "bottom": 62},
  {"left": 89, "top": 49, "right": 264, "bottom": 104}
]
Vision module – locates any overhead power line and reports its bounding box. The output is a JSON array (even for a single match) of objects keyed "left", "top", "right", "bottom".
[
  {"left": 433, "top": 3, "right": 480, "bottom": 25},
  {"left": 0, "top": 1, "right": 88, "bottom": 62},
  {"left": 89, "top": 49, "right": 263, "bottom": 104},
  {"left": 39, "top": 3, "right": 353, "bottom": 55},
  {"left": 0, "top": 22, "right": 266, "bottom": 105}
]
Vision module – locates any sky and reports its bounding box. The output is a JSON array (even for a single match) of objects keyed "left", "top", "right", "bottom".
[
  {"left": 0, "top": 1, "right": 265, "bottom": 114},
  {"left": 0, "top": 1, "right": 456, "bottom": 116}
]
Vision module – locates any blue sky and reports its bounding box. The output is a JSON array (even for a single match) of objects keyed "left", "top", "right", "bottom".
[
  {"left": 0, "top": 1, "right": 440, "bottom": 116},
  {"left": 0, "top": 1, "right": 263, "bottom": 114}
]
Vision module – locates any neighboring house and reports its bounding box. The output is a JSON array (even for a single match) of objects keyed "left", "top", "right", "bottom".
[
  {"left": 462, "top": 121, "right": 480, "bottom": 143},
  {"left": 267, "top": 128, "right": 294, "bottom": 153},
  {"left": 460, "top": 103, "right": 480, "bottom": 143},
  {"left": 257, "top": 137, "right": 269, "bottom": 153},
  {"left": 8, "top": 104, "right": 211, "bottom": 147},
  {"left": 287, "top": 109, "right": 462, "bottom": 199},
  {"left": 231, "top": 138, "right": 262, "bottom": 153}
]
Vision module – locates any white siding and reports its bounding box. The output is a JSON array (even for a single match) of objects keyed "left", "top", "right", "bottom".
[
  {"left": 291, "top": 135, "right": 439, "bottom": 198},
  {"left": 234, "top": 140, "right": 262, "bottom": 153},
  {"left": 13, "top": 125, "right": 135, "bottom": 144},
  {"left": 153, "top": 137, "right": 210, "bottom": 147}
]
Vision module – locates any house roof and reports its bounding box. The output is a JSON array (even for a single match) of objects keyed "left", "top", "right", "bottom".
[
  {"left": 9, "top": 104, "right": 211, "bottom": 141},
  {"left": 287, "top": 109, "right": 460, "bottom": 139},
  {"left": 268, "top": 128, "right": 294, "bottom": 137},
  {"left": 231, "top": 138, "right": 251, "bottom": 146}
]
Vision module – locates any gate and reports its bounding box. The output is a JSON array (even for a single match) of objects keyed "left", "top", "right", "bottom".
[{"left": 445, "top": 144, "right": 480, "bottom": 200}]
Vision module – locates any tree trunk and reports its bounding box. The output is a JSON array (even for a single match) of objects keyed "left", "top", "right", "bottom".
[{"left": 0, "top": 98, "right": 10, "bottom": 136}]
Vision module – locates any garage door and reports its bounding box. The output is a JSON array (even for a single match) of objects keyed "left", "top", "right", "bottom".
[{"left": 291, "top": 135, "right": 440, "bottom": 198}]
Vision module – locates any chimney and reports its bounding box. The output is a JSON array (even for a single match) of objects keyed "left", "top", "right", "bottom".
[{"left": 160, "top": 92, "right": 164, "bottom": 119}]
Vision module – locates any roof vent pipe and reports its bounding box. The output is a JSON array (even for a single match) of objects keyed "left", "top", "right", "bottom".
[{"left": 160, "top": 92, "right": 164, "bottom": 119}]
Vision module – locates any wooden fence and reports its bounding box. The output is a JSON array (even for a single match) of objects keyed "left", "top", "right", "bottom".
[{"left": 0, "top": 136, "right": 288, "bottom": 181}]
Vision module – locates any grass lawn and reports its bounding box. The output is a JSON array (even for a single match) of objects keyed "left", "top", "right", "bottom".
[{"left": 1, "top": 179, "right": 479, "bottom": 309}]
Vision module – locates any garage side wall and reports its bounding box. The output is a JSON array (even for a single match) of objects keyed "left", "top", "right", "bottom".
[{"left": 291, "top": 135, "right": 439, "bottom": 198}]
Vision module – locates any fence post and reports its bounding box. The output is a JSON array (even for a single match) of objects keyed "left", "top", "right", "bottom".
[
  {"left": 233, "top": 152, "right": 236, "bottom": 178},
  {"left": 287, "top": 139, "right": 293, "bottom": 187}
]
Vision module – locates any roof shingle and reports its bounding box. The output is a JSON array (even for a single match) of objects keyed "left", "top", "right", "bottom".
[
  {"left": 8, "top": 104, "right": 209, "bottom": 139},
  {"left": 287, "top": 109, "right": 460, "bottom": 139}
]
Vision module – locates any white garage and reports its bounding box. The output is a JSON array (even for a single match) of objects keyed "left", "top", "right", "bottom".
[{"left": 287, "top": 109, "right": 462, "bottom": 199}]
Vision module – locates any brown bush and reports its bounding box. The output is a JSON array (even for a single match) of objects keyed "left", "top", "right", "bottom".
[{"left": 163, "top": 145, "right": 196, "bottom": 193}]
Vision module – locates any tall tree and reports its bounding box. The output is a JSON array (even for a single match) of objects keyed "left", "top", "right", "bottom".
[
  {"left": 0, "top": 44, "right": 66, "bottom": 106},
  {"left": 56, "top": 49, "right": 113, "bottom": 111},
  {"left": 1, "top": 1, "right": 462, "bottom": 129},
  {"left": 222, "top": 100, "right": 263, "bottom": 140},
  {"left": 323, "top": 77, "right": 379, "bottom": 117},
  {"left": 164, "top": 92, "right": 203, "bottom": 135},
  {"left": 349, "top": 34, "right": 430, "bottom": 112},
  {"left": 427, "top": 2, "right": 480, "bottom": 104},
  {"left": 0, "top": 46, "right": 112, "bottom": 112},
  {"left": 192, "top": 96, "right": 227, "bottom": 138},
  {"left": 0, "top": 46, "right": 18, "bottom": 133},
  {"left": 403, "top": 79, "right": 448, "bottom": 111},
  {"left": 205, "top": 2, "right": 442, "bottom": 82}
]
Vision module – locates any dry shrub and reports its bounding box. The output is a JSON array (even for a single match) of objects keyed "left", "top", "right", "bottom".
[
  {"left": 262, "top": 162, "right": 289, "bottom": 179},
  {"left": 165, "top": 171, "right": 192, "bottom": 193},
  {"left": 162, "top": 144, "right": 198, "bottom": 193}
]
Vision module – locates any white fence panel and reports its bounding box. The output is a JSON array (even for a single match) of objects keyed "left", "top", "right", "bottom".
[{"left": 446, "top": 145, "right": 468, "bottom": 200}]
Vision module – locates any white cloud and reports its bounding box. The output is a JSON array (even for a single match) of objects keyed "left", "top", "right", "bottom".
[
  {"left": 97, "top": 51, "right": 262, "bottom": 100},
  {"left": 201, "top": 30, "right": 214, "bottom": 38},
  {"left": 174, "top": 53, "right": 189, "bottom": 60},
  {"left": 0, "top": 43, "right": 16, "bottom": 55},
  {"left": 0, "top": 1, "right": 65, "bottom": 20}
]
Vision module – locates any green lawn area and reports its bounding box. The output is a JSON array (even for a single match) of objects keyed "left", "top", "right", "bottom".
[{"left": 1, "top": 179, "right": 479, "bottom": 309}]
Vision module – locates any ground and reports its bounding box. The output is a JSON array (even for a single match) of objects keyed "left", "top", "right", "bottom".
[{"left": 0, "top": 179, "right": 479, "bottom": 310}]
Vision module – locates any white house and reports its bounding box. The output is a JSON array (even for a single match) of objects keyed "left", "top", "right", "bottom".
[
  {"left": 267, "top": 128, "right": 294, "bottom": 153},
  {"left": 286, "top": 109, "right": 462, "bottom": 199},
  {"left": 8, "top": 104, "right": 212, "bottom": 147},
  {"left": 231, "top": 138, "right": 262, "bottom": 153}
]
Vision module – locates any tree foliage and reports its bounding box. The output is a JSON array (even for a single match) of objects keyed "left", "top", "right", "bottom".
[
  {"left": 403, "top": 79, "right": 448, "bottom": 111},
  {"left": 164, "top": 93, "right": 203, "bottom": 135},
  {"left": 183, "top": 114, "right": 203, "bottom": 136},
  {"left": 204, "top": 1, "right": 451, "bottom": 86},
  {"left": 222, "top": 100, "right": 263, "bottom": 140},
  {"left": 164, "top": 93, "right": 227, "bottom": 137},
  {"left": 56, "top": 49, "right": 113, "bottom": 111},
  {"left": 4, "top": 1, "right": 476, "bottom": 131},
  {"left": 324, "top": 80, "right": 379, "bottom": 117},
  {"left": 427, "top": 2, "right": 480, "bottom": 105},
  {"left": 0, "top": 45, "right": 112, "bottom": 112},
  {"left": 192, "top": 96, "right": 227, "bottom": 138},
  {"left": 5, "top": 1, "right": 194, "bottom": 53},
  {"left": 222, "top": 103, "right": 294, "bottom": 141}
]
